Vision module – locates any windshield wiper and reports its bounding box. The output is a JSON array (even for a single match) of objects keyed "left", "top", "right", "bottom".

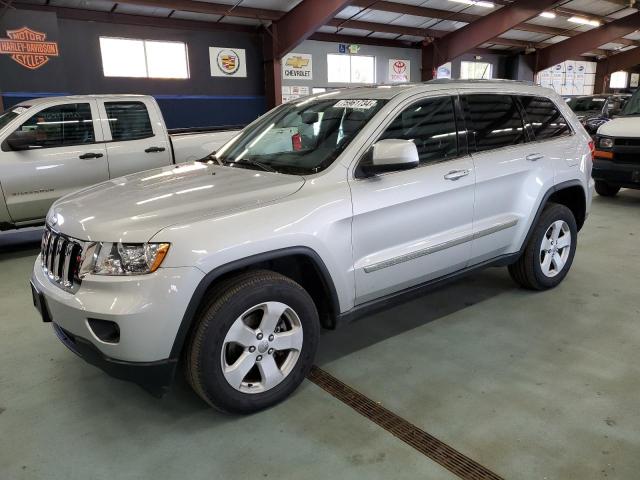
[{"left": 223, "top": 159, "right": 277, "bottom": 173}]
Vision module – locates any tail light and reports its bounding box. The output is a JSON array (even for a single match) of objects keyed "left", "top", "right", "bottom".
[
  {"left": 588, "top": 140, "right": 595, "bottom": 159},
  {"left": 291, "top": 133, "right": 302, "bottom": 151}
]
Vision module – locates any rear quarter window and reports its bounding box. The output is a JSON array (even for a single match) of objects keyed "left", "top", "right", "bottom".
[{"left": 520, "top": 96, "right": 571, "bottom": 141}]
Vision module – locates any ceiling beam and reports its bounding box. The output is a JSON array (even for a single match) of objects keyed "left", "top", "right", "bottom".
[
  {"left": 351, "top": 0, "right": 640, "bottom": 48},
  {"left": 309, "top": 32, "right": 417, "bottom": 50},
  {"left": 13, "top": 3, "right": 257, "bottom": 32},
  {"left": 112, "top": 0, "right": 281, "bottom": 21},
  {"left": 272, "top": 0, "right": 354, "bottom": 58},
  {"left": 421, "top": 0, "right": 560, "bottom": 79},
  {"left": 597, "top": 45, "right": 640, "bottom": 74},
  {"left": 535, "top": 12, "right": 640, "bottom": 71}
]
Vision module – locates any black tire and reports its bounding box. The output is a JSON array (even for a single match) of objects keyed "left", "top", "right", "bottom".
[
  {"left": 508, "top": 203, "right": 578, "bottom": 290},
  {"left": 185, "top": 270, "right": 319, "bottom": 414},
  {"left": 595, "top": 181, "right": 620, "bottom": 197}
]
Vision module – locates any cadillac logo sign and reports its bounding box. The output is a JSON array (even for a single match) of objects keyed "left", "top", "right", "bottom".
[
  {"left": 0, "top": 27, "right": 59, "bottom": 69},
  {"left": 217, "top": 49, "right": 240, "bottom": 75}
]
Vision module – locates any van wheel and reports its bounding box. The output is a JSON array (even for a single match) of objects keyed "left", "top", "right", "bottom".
[
  {"left": 185, "top": 270, "right": 319, "bottom": 413},
  {"left": 508, "top": 203, "right": 577, "bottom": 290},
  {"left": 595, "top": 181, "right": 620, "bottom": 197}
]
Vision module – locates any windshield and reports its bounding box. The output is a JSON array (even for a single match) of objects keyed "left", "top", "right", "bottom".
[
  {"left": 215, "top": 96, "right": 387, "bottom": 175},
  {"left": 567, "top": 97, "right": 607, "bottom": 114},
  {"left": 0, "top": 105, "right": 29, "bottom": 131},
  {"left": 621, "top": 90, "right": 640, "bottom": 116}
]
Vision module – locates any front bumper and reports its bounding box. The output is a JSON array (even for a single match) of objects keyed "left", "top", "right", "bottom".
[
  {"left": 31, "top": 257, "right": 205, "bottom": 394},
  {"left": 593, "top": 159, "right": 640, "bottom": 188}
]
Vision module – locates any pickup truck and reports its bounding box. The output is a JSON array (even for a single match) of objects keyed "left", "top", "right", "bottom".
[
  {"left": 0, "top": 95, "right": 239, "bottom": 230},
  {"left": 593, "top": 88, "right": 640, "bottom": 196}
]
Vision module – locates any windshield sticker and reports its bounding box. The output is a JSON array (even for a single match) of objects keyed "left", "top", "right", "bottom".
[
  {"left": 12, "top": 106, "right": 28, "bottom": 115},
  {"left": 334, "top": 99, "right": 378, "bottom": 110}
]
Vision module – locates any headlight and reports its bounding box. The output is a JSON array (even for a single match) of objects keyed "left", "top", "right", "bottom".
[
  {"left": 599, "top": 137, "right": 614, "bottom": 149},
  {"left": 82, "top": 242, "right": 170, "bottom": 276}
]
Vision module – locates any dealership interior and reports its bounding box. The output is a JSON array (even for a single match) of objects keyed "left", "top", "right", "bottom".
[{"left": 1, "top": 0, "right": 640, "bottom": 479}]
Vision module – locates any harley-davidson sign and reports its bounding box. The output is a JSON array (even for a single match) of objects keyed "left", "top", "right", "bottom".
[{"left": 0, "top": 27, "right": 59, "bottom": 69}]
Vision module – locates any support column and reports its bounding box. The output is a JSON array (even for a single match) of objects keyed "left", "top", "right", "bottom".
[{"left": 262, "top": 25, "right": 282, "bottom": 110}]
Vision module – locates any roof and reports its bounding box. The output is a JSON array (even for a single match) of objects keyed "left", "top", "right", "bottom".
[{"left": 15, "top": 94, "right": 149, "bottom": 106}]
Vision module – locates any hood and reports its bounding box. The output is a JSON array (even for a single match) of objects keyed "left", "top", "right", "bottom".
[
  {"left": 597, "top": 116, "right": 640, "bottom": 137},
  {"left": 49, "top": 162, "right": 305, "bottom": 242}
]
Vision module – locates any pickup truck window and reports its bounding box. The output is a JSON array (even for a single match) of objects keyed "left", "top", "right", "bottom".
[
  {"left": 105, "top": 101, "right": 153, "bottom": 141},
  {"left": 520, "top": 96, "right": 570, "bottom": 141},
  {"left": 0, "top": 106, "right": 28, "bottom": 131},
  {"left": 216, "top": 97, "right": 387, "bottom": 174},
  {"left": 465, "top": 94, "right": 527, "bottom": 152},
  {"left": 379, "top": 96, "right": 458, "bottom": 165},
  {"left": 16, "top": 103, "right": 95, "bottom": 148}
]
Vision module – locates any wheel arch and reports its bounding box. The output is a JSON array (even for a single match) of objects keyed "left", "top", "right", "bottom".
[
  {"left": 169, "top": 246, "right": 341, "bottom": 361},
  {"left": 518, "top": 180, "right": 587, "bottom": 258}
]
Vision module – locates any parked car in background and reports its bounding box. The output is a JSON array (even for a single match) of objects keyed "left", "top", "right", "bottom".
[
  {"left": 566, "top": 94, "right": 631, "bottom": 136},
  {"left": 0, "top": 95, "right": 239, "bottom": 230},
  {"left": 592, "top": 89, "right": 640, "bottom": 196},
  {"left": 31, "top": 81, "right": 593, "bottom": 413}
]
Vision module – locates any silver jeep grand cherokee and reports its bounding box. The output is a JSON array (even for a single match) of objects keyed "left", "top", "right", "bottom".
[{"left": 31, "top": 81, "right": 594, "bottom": 413}]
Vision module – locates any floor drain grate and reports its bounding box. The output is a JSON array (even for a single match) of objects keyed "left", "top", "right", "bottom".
[{"left": 308, "top": 366, "right": 504, "bottom": 480}]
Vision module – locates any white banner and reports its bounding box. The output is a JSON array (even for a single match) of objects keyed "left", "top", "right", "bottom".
[
  {"left": 282, "top": 52, "right": 313, "bottom": 80},
  {"left": 388, "top": 59, "right": 410, "bottom": 82},
  {"left": 210, "top": 47, "right": 247, "bottom": 77}
]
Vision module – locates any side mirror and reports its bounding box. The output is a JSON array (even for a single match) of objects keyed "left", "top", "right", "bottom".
[
  {"left": 358, "top": 139, "right": 419, "bottom": 177},
  {"left": 6, "top": 130, "right": 37, "bottom": 151}
]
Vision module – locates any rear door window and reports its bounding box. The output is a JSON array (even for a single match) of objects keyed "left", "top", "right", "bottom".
[
  {"left": 104, "top": 101, "right": 153, "bottom": 141},
  {"left": 464, "top": 94, "right": 527, "bottom": 152},
  {"left": 520, "top": 96, "right": 570, "bottom": 141}
]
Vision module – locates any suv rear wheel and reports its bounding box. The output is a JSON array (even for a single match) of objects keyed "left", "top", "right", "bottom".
[
  {"left": 508, "top": 203, "right": 577, "bottom": 290},
  {"left": 185, "top": 270, "right": 319, "bottom": 413},
  {"left": 595, "top": 181, "right": 620, "bottom": 197}
]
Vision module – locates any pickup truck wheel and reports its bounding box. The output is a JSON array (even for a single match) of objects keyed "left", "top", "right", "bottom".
[
  {"left": 508, "top": 203, "right": 577, "bottom": 290},
  {"left": 595, "top": 181, "right": 620, "bottom": 197},
  {"left": 185, "top": 270, "right": 319, "bottom": 413}
]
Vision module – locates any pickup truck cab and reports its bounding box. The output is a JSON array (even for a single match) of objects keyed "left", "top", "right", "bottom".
[
  {"left": 566, "top": 94, "right": 630, "bottom": 136},
  {"left": 31, "top": 81, "right": 593, "bottom": 413},
  {"left": 0, "top": 95, "right": 238, "bottom": 230},
  {"left": 593, "top": 89, "right": 640, "bottom": 196}
]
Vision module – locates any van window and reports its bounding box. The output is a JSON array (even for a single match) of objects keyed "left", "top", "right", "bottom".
[
  {"left": 104, "top": 101, "right": 153, "bottom": 141},
  {"left": 465, "top": 94, "right": 527, "bottom": 152},
  {"left": 520, "top": 96, "right": 570, "bottom": 141},
  {"left": 379, "top": 96, "right": 458, "bottom": 164},
  {"left": 16, "top": 103, "right": 95, "bottom": 148}
]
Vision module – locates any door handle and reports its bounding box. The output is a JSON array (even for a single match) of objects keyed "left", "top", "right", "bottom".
[
  {"left": 145, "top": 146, "right": 166, "bottom": 153},
  {"left": 444, "top": 169, "right": 470, "bottom": 181},
  {"left": 526, "top": 153, "right": 544, "bottom": 162},
  {"left": 78, "top": 152, "right": 104, "bottom": 159}
]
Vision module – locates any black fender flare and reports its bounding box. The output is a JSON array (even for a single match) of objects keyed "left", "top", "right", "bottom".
[{"left": 168, "top": 246, "right": 341, "bottom": 361}]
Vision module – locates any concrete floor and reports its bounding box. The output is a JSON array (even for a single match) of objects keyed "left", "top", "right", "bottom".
[{"left": 1, "top": 190, "right": 639, "bottom": 480}]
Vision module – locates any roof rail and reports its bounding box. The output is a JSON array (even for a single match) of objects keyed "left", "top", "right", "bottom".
[{"left": 424, "top": 79, "right": 535, "bottom": 86}]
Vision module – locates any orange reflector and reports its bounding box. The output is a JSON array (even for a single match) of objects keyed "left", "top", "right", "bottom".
[
  {"left": 594, "top": 150, "right": 614, "bottom": 160},
  {"left": 150, "top": 243, "right": 170, "bottom": 273}
]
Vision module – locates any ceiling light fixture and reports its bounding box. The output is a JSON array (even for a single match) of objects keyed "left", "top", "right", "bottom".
[
  {"left": 568, "top": 16, "right": 601, "bottom": 27},
  {"left": 539, "top": 11, "right": 556, "bottom": 19},
  {"left": 448, "top": 0, "right": 495, "bottom": 7}
]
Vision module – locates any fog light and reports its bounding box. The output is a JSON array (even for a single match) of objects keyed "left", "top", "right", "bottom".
[{"left": 87, "top": 318, "right": 120, "bottom": 344}]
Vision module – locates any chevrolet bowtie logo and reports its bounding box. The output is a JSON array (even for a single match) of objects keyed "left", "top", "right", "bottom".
[{"left": 285, "top": 56, "right": 309, "bottom": 69}]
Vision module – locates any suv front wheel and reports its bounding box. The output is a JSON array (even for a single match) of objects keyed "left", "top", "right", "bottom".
[
  {"left": 185, "top": 270, "right": 319, "bottom": 413},
  {"left": 508, "top": 203, "right": 577, "bottom": 290}
]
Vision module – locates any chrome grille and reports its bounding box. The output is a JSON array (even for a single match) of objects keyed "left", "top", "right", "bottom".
[{"left": 41, "top": 228, "right": 84, "bottom": 292}]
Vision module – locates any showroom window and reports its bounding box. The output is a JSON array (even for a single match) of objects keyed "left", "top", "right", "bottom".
[
  {"left": 327, "top": 54, "right": 375, "bottom": 83},
  {"left": 16, "top": 103, "right": 95, "bottom": 148},
  {"left": 104, "top": 102, "right": 153, "bottom": 141},
  {"left": 609, "top": 71, "right": 628, "bottom": 89},
  {"left": 465, "top": 94, "right": 527, "bottom": 152},
  {"left": 519, "top": 96, "right": 570, "bottom": 141},
  {"left": 380, "top": 96, "right": 458, "bottom": 164},
  {"left": 460, "top": 61, "right": 493, "bottom": 80},
  {"left": 99, "top": 37, "right": 189, "bottom": 79}
]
